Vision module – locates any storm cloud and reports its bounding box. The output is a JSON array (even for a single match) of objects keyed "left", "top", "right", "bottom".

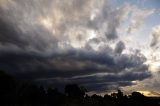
[{"left": 0, "top": 0, "right": 151, "bottom": 92}]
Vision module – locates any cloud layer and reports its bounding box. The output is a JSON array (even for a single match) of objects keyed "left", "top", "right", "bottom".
[{"left": 0, "top": 0, "right": 152, "bottom": 92}]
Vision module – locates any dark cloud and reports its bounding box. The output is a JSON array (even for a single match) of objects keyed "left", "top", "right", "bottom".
[
  {"left": 0, "top": 18, "right": 28, "bottom": 47},
  {"left": 0, "top": 0, "right": 151, "bottom": 92},
  {"left": 34, "top": 66, "right": 150, "bottom": 91},
  {"left": 0, "top": 45, "right": 151, "bottom": 91}
]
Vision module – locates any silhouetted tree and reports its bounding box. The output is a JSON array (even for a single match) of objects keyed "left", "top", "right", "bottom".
[
  {"left": 0, "top": 70, "right": 160, "bottom": 106},
  {"left": 91, "top": 94, "right": 103, "bottom": 106},
  {"left": 0, "top": 70, "right": 16, "bottom": 105},
  {"left": 47, "top": 87, "right": 65, "bottom": 106},
  {"left": 65, "top": 84, "right": 86, "bottom": 98},
  {"left": 131, "top": 91, "right": 145, "bottom": 99},
  {"left": 117, "top": 90, "right": 123, "bottom": 99}
]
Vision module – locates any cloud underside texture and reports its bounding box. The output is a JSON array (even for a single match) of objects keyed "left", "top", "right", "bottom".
[{"left": 0, "top": 0, "right": 151, "bottom": 91}]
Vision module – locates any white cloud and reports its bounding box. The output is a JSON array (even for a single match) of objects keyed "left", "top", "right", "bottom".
[
  {"left": 127, "top": 6, "right": 154, "bottom": 33},
  {"left": 150, "top": 25, "right": 160, "bottom": 47}
]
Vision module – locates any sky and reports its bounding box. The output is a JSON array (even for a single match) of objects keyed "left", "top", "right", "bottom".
[{"left": 0, "top": 0, "right": 160, "bottom": 96}]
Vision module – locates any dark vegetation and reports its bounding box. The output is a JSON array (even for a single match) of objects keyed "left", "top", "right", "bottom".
[{"left": 0, "top": 70, "right": 160, "bottom": 106}]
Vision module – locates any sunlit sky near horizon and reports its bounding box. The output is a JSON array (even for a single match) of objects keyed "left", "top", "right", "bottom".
[{"left": 0, "top": 0, "right": 160, "bottom": 96}]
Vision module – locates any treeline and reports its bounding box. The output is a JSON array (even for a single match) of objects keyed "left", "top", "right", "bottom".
[{"left": 0, "top": 70, "right": 160, "bottom": 106}]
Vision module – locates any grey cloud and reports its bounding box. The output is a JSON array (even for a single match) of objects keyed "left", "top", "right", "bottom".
[
  {"left": 0, "top": 0, "right": 129, "bottom": 50},
  {"left": 0, "top": 44, "right": 151, "bottom": 91},
  {"left": 35, "top": 67, "right": 151, "bottom": 91},
  {"left": 105, "top": 3, "right": 129, "bottom": 40},
  {"left": 0, "top": 0, "right": 151, "bottom": 92},
  {"left": 114, "top": 41, "right": 125, "bottom": 54},
  {"left": 0, "top": 5, "right": 58, "bottom": 52},
  {"left": 150, "top": 26, "right": 160, "bottom": 47},
  {"left": 0, "top": 18, "right": 28, "bottom": 47}
]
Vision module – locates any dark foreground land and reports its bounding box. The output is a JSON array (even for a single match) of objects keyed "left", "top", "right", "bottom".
[{"left": 0, "top": 70, "right": 160, "bottom": 106}]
